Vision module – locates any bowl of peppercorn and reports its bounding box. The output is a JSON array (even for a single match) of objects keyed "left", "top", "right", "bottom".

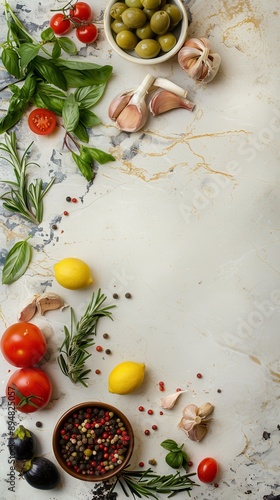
[{"left": 52, "top": 402, "right": 134, "bottom": 482}]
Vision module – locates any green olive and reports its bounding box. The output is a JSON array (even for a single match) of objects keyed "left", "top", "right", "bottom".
[
  {"left": 135, "top": 38, "right": 161, "bottom": 58},
  {"left": 125, "top": 0, "right": 142, "bottom": 6},
  {"left": 110, "top": 2, "right": 128, "bottom": 19},
  {"left": 157, "top": 32, "right": 176, "bottom": 52},
  {"left": 116, "top": 30, "right": 139, "bottom": 50},
  {"left": 136, "top": 22, "right": 154, "bottom": 39},
  {"left": 142, "top": 7, "right": 158, "bottom": 19},
  {"left": 162, "top": 4, "right": 182, "bottom": 29},
  {"left": 111, "top": 19, "right": 131, "bottom": 33},
  {"left": 121, "top": 7, "right": 147, "bottom": 28},
  {"left": 150, "top": 10, "right": 170, "bottom": 35},
  {"left": 141, "top": 0, "right": 161, "bottom": 9}
]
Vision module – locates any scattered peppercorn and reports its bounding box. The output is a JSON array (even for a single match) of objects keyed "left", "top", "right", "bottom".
[
  {"left": 139, "top": 461, "right": 145, "bottom": 467},
  {"left": 63, "top": 210, "right": 69, "bottom": 216},
  {"left": 96, "top": 346, "right": 103, "bottom": 352},
  {"left": 196, "top": 373, "right": 202, "bottom": 379},
  {"left": 138, "top": 406, "right": 144, "bottom": 412},
  {"left": 176, "top": 387, "right": 182, "bottom": 392},
  {"left": 113, "top": 293, "right": 119, "bottom": 299},
  {"left": 52, "top": 224, "right": 58, "bottom": 230},
  {"left": 188, "top": 461, "right": 193, "bottom": 467},
  {"left": 217, "top": 389, "right": 222, "bottom": 393},
  {"left": 148, "top": 458, "right": 157, "bottom": 466},
  {"left": 147, "top": 409, "right": 153, "bottom": 415},
  {"left": 152, "top": 425, "right": 158, "bottom": 430},
  {"left": 125, "top": 292, "right": 132, "bottom": 298},
  {"left": 103, "top": 333, "right": 109, "bottom": 339},
  {"left": 36, "top": 421, "right": 43, "bottom": 428},
  {"left": 214, "top": 483, "right": 219, "bottom": 488},
  {"left": 105, "top": 349, "right": 111, "bottom": 355},
  {"left": 144, "top": 430, "right": 150, "bottom": 435},
  {"left": 72, "top": 198, "right": 78, "bottom": 203},
  {"left": 159, "top": 411, "right": 163, "bottom": 415},
  {"left": 159, "top": 381, "right": 165, "bottom": 391},
  {"left": 263, "top": 431, "right": 271, "bottom": 440},
  {"left": 66, "top": 196, "right": 71, "bottom": 202},
  {"left": 95, "top": 369, "right": 101, "bottom": 374}
]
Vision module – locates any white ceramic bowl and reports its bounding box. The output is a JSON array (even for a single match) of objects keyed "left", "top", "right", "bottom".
[{"left": 104, "top": 0, "right": 188, "bottom": 65}]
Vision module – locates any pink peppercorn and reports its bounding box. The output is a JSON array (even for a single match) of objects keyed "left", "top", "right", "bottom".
[
  {"left": 147, "top": 409, "right": 153, "bottom": 415},
  {"left": 96, "top": 346, "right": 103, "bottom": 352},
  {"left": 138, "top": 406, "right": 144, "bottom": 412},
  {"left": 152, "top": 425, "right": 158, "bottom": 430},
  {"left": 139, "top": 462, "right": 145, "bottom": 467},
  {"left": 144, "top": 430, "right": 150, "bottom": 435},
  {"left": 196, "top": 373, "right": 203, "bottom": 379}
]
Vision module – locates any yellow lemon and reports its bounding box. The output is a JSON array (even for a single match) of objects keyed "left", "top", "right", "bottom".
[
  {"left": 54, "top": 257, "right": 93, "bottom": 290},
  {"left": 108, "top": 361, "right": 145, "bottom": 395}
]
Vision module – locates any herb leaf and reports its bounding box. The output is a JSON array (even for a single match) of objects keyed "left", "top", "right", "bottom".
[
  {"left": 160, "top": 440, "right": 179, "bottom": 452},
  {"left": 2, "top": 239, "right": 32, "bottom": 285},
  {"left": 32, "top": 55, "right": 68, "bottom": 90},
  {"left": 17, "top": 43, "right": 40, "bottom": 70},
  {"left": 58, "top": 289, "right": 115, "bottom": 386},
  {"left": 62, "top": 94, "right": 80, "bottom": 132},
  {"left": 1, "top": 48, "right": 22, "bottom": 78}
]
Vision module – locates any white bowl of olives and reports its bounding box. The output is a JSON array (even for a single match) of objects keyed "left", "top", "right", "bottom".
[{"left": 104, "top": 0, "right": 188, "bottom": 64}]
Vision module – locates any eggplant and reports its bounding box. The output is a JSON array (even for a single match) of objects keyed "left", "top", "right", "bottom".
[
  {"left": 23, "top": 457, "right": 60, "bottom": 490},
  {"left": 8, "top": 425, "right": 36, "bottom": 460}
]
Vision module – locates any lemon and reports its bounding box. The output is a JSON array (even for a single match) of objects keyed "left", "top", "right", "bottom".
[
  {"left": 108, "top": 361, "right": 145, "bottom": 395},
  {"left": 54, "top": 257, "right": 93, "bottom": 290}
]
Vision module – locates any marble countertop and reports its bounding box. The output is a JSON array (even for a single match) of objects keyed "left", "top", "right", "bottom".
[{"left": 0, "top": 0, "right": 280, "bottom": 499}]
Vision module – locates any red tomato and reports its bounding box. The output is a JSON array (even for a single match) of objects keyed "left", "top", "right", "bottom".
[
  {"left": 6, "top": 368, "right": 52, "bottom": 413},
  {"left": 76, "top": 23, "right": 98, "bottom": 44},
  {"left": 69, "top": 2, "right": 92, "bottom": 23},
  {"left": 197, "top": 457, "right": 218, "bottom": 483},
  {"left": 50, "top": 13, "right": 72, "bottom": 35},
  {"left": 1, "top": 322, "right": 46, "bottom": 367},
  {"left": 28, "top": 108, "right": 57, "bottom": 136}
]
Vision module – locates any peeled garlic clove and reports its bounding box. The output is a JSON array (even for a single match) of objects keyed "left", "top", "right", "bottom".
[
  {"left": 160, "top": 390, "right": 186, "bottom": 409},
  {"left": 187, "top": 424, "right": 208, "bottom": 442},
  {"left": 108, "top": 91, "right": 134, "bottom": 120},
  {"left": 19, "top": 297, "right": 37, "bottom": 321},
  {"left": 149, "top": 89, "right": 195, "bottom": 116},
  {"left": 198, "top": 402, "right": 214, "bottom": 418},
  {"left": 36, "top": 292, "right": 67, "bottom": 315}
]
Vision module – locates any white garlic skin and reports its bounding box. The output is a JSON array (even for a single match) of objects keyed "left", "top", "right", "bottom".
[{"left": 178, "top": 37, "right": 221, "bottom": 83}]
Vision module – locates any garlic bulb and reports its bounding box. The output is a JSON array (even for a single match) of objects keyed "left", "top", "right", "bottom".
[
  {"left": 178, "top": 37, "right": 221, "bottom": 83},
  {"left": 108, "top": 74, "right": 155, "bottom": 132},
  {"left": 179, "top": 402, "right": 214, "bottom": 442},
  {"left": 149, "top": 89, "right": 195, "bottom": 116}
]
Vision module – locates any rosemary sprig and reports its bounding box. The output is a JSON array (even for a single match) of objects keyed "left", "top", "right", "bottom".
[
  {"left": 113, "top": 468, "right": 197, "bottom": 499},
  {"left": 58, "top": 289, "right": 115, "bottom": 386},
  {"left": 0, "top": 132, "right": 55, "bottom": 224}
]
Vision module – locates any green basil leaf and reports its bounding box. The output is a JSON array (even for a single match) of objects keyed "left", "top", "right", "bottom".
[
  {"left": 62, "top": 94, "right": 80, "bottom": 132},
  {"left": 41, "top": 27, "right": 56, "bottom": 42},
  {"left": 71, "top": 151, "right": 94, "bottom": 181},
  {"left": 36, "top": 82, "right": 67, "bottom": 99},
  {"left": 33, "top": 93, "right": 64, "bottom": 115},
  {"left": 2, "top": 239, "right": 32, "bottom": 285},
  {"left": 79, "top": 109, "right": 100, "bottom": 128},
  {"left": 58, "top": 37, "right": 77, "bottom": 55},
  {"left": 165, "top": 452, "right": 183, "bottom": 470},
  {"left": 160, "top": 439, "right": 179, "bottom": 451},
  {"left": 18, "top": 43, "right": 40, "bottom": 70},
  {"left": 1, "top": 48, "right": 22, "bottom": 78},
  {"left": 53, "top": 58, "right": 107, "bottom": 71},
  {"left": 0, "top": 74, "right": 36, "bottom": 133},
  {"left": 32, "top": 56, "right": 67, "bottom": 90},
  {"left": 73, "top": 122, "right": 89, "bottom": 143},
  {"left": 80, "top": 145, "right": 115, "bottom": 165},
  {"left": 0, "top": 107, "right": 25, "bottom": 134},
  {"left": 9, "top": 20, "right": 33, "bottom": 44},
  {"left": 52, "top": 41, "right": 61, "bottom": 59},
  {"left": 20, "top": 73, "right": 37, "bottom": 101},
  {"left": 74, "top": 83, "right": 106, "bottom": 109},
  {"left": 61, "top": 66, "right": 113, "bottom": 88}
]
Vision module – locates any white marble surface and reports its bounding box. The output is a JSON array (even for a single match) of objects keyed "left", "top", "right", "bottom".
[{"left": 0, "top": 0, "right": 280, "bottom": 499}]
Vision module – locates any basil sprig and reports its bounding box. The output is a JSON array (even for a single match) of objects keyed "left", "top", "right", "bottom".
[
  {"left": 161, "top": 439, "right": 189, "bottom": 471},
  {"left": 2, "top": 238, "right": 32, "bottom": 285}
]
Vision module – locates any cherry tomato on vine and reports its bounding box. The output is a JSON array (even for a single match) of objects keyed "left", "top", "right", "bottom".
[
  {"left": 50, "top": 13, "right": 72, "bottom": 35},
  {"left": 1, "top": 322, "right": 46, "bottom": 367},
  {"left": 28, "top": 108, "right": 57, "bottom": 136},
  {"left": 69, "top": 2, "right": 92, "bottom": 23},
  {"left": 76, "top": 23, "right": 98, "bottom": 43},
  {"left": 6, "top": 367, "right": 52, "bottom": 413},
  {"left": 197, "top": 457, "right": 218, "bottom": 483}
]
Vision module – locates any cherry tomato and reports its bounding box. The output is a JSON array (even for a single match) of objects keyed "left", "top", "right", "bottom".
[
  {"left": 197, "top": 457, "right": 218, "bottom": 483},
  {"left": 1, "top": 322, "right": 46, "bottom": 367},
  {"left": 6, "top": 367, "right": 52, "bottom": 413},
  {"left": 69, "top": 2, "right": 92, "bottom": 23},
  {"left": 28, "top": 108, "right": 57, "bottom": 136},
  {"left": 50, "top": 13, "right": 72, "bottom": 35},
  {"left": 76, "top": 23, "right": 98, "bottom": 43}
]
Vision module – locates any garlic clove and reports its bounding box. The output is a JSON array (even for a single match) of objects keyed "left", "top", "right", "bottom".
[
  {"left": 19, "top": 297, "right": 37, "bottom": 321},
  {"left": 36, "top": 292, "right": 67, "bottom": 315},
  {"left": 198, "top": 402, "right": 214, "bottom": 418},
  {"left": 108, "top": 91, "right": 134, "bottom": 120},
  {"left": 181, "top": 403, "right": 198, "bottom": 420},
  {"left": 116, "top": 103, "right": 148, "bottom": 133},
  {"left": 179, "top": 416, "right": 195, "bottom": 432},
  {"left": 149, "top": 89, "right": 195, "bottom": 116},
  {"left": 160, "top": 390, "right": 187, "bottom": 409},
  {"left": 202, "top": 52, "right": 221, "bottom": 83},
  {"left": 187, "top": 424, "right": 208, "bottom": 442}
]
